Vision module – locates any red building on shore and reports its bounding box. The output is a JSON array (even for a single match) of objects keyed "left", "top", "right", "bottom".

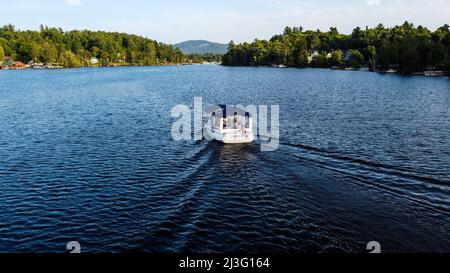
[{"left": 0, "top": 57, "right": 26, "bottom": 69}]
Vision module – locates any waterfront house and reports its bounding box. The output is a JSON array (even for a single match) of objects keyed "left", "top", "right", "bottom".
[
  {"left": 307, "top": 50, "right": 320, "bottom": 64},
  {"left": 0, "top": 57, "right": 14, "bottom": 69},
  {"left": 11, "top": 61, "right": 26, "bottom": 69},
  {"left": 90, "top": 57, "right": 99, "bottom": 65},
  {"left": 0, "top": 57, "right": 26, "bottom": 69},
  {"left": 342, "top": 51, "right": 352, "bottom": 61}
]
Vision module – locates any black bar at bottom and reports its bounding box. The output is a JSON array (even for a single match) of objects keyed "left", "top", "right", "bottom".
[{"left": 0, "top": 253, "right": 447, "bottom": 272}]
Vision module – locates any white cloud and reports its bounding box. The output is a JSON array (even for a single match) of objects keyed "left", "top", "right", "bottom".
[
  {"left": 367, "top": 0, "right": 381, "bottom": 6},
  {"left": 65, "top": 0, "right": 81, "bottom": 6}
]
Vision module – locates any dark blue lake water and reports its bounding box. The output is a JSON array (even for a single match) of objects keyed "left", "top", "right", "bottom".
[{"left": 0, "top": 65, "right": 449, "bottom": 253}]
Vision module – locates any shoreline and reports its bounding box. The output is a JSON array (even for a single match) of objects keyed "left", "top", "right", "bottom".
[
  {"left": 1, "top": 63, "right": 449, "bottom": 78},
  {"left": 221, "top": 65, "right": 450, "bottom": 77},
  {"left": 0, "top": 62, "right": 205, "bottom": 71}
]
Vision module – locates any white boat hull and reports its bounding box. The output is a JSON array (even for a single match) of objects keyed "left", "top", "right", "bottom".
[
  {"left": 205, "top": 127, "right": 254, "bottom": 144},
  {"left": 425, "top": 71, "right": 445, "bottom": 76}
]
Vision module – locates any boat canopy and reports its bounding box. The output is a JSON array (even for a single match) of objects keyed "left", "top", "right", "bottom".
[{"left": 205, "top": 104, "right": 252, "bottom": 118}]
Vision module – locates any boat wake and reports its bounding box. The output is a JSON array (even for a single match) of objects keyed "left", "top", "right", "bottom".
[{"left": 280, "top": 141, "right": 450, "bottom": 216}]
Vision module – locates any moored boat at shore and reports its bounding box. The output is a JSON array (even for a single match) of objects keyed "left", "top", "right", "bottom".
[
  {"left": 424, "top": 70, "right": 445, "bottom": 76},
  {"left": 271, "top": 64, "right": 287, "bottom": 68}
]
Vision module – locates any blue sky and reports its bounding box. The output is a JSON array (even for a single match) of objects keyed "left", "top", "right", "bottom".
[{"left": 1, "top": 0, "right": 449, "bottom": 44}]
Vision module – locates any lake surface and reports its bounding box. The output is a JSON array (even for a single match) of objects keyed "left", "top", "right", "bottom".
[{"left": 0, "top": 65, "right": 449, "bottom": 253}]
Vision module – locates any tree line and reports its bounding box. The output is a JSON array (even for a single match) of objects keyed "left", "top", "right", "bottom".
[
  {"left": 187, "top": 53, "right": 223, "bottom": 63},
  {"left": 0, "top": 24, "right": 197, "bottom": 67},
  {"left": 222, "top": 22, "right": 450, "bottom": 74}
]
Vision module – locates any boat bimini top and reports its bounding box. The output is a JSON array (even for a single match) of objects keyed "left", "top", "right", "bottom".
[{"left": 205, "top": 104, "right": 252, "bottom": 118}]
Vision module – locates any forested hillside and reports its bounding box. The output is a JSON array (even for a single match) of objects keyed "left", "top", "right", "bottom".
[
  {"left": 222, "top": 22, "right": 450, "bottom": 74},
  {"left": 0, "top": 24, "right": 187, "bottom": 67},
  {"left": 174, "top": 40, "right": 228, "bottom": 54}
]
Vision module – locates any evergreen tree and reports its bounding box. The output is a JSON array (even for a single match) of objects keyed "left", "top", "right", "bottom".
[
  {"left": 222, "top": 22, "right": 450, "bottom": 75},
  {"left": 0, "top": 24, "right": 196, "bottom": 67}
]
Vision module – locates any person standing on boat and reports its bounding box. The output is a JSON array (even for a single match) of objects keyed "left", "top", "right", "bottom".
[{"left": 233, "top": 112, "right": 238, "bottom": 129}]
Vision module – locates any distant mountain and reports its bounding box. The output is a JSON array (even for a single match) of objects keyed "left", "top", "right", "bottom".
[{"left": 174, "top": 40, "right": 228, "bottom": 54}]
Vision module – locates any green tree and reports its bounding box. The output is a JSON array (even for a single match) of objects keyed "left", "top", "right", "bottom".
[
  {"left": 0, "top": 24, "right": 192, "bottom": 67},
  {"left": 60, "top": 50, "right": 82, "bottom": 67},
  {"left": 222, "top": 24, "right": 450, "bottom": 73},
  {"left": 42, "top": 42, "right": 58, "bottom": 64},
  {"left": 367, "top": 45, "right": 377, "bottom": 71},
  {"left": 297, "top": 49, "right": 309, "bottom": 66},
  {"left": 0, "top": 44, "right": 4, "bottom": 61},
  {"left": 30, "top": 42, "right": 41, "bottom": 62},
  {"left": 345, "top": 50, "right": 365, "bottom": 68},
  {"left": 331, "top": 50, "right": 343, "bottom": 66},
  {"left": 311, "top": 52, "right": 329, "bottom": 67},
  {"left": 309, "top": 34, "right": 321, "bottom": 50}
]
